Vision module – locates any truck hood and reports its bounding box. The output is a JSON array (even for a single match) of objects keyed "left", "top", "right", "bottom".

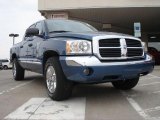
[{"left": 49, "top": 31, "right": 139, "bottom": 40}]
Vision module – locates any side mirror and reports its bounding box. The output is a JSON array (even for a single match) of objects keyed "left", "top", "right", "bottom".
[{"left": 25, "top": 28, "right": 39, "bottom": 37}]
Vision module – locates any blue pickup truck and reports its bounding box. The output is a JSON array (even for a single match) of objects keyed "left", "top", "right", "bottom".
[{"left": 10, "top": 19, "right": 154, "bottom": 100}]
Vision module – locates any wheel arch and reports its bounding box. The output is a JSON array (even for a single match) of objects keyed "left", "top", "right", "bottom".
[
  {"left": 43, "top": 50, "right": 59, "bottom": 74},
  {"left": 11, "top": 53, "right": 17, "bottom": 62}
]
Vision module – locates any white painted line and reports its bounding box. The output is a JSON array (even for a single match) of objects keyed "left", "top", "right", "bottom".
[
  {"left": 5, "top": 97, "right": 86, "bottom": 120},
  {"left": 121, "top": 91, "right": 137, "bottom": 98},
  {"left": 152, "top": 91, "right": 160, "bottom": 94},
  {"left": 122, "top": 86, "right": 160, "bottom": 120},
  {"left": 5, "top": 98, "right": 46, "bottom": 120},
  {"left": 140, "top": 74, "right": 160, "bottom": 81},
  {"left": 148, "top": 74, "right": 157, "bottom": 77},
  {"left": 140, "top": 77, "right": 154, "bottom": 80},
  {"left": 140, "top": 76, "right": 156, "bottom": 80},
  {"left": 149, "top": 74, "right": 160, "bottom": 79},
  {"left": 0, "top": 81, "right": 33, "bottom": 96},
  {"left": 126, "top": 97, "right": 150, "bottom": 119},
  {"left": 144, "top": 106, "right": 160, "bottom": 113},
  {"left": 122, "top": 90, "right": 160, "bottom": 98},
  {"left": 138, "top": 82, "right": 160, "bottom": 87}
]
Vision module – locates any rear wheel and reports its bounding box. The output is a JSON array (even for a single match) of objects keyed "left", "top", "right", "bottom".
[
  {"left": 112, "top": 77, "right": 139, "bottom": 90},
  {"left": 3, "top": 65, "right": 8, "bottom": 70},
  {"left": 12, "top": 59, "right": 25, "bottom": 80},
  {"left": 44, "top": 57, "right": 73, "bottom": 101}
]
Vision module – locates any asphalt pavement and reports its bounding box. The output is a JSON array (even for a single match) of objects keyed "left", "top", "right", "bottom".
[{"left": 0, "top": 67, "right": 160, "bottom": 120}]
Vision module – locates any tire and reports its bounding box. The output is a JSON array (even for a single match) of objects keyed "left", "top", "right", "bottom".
[
  {"left": 3, "top": 65, "right": 8, "bottom": 70},
  {"left": 112, "top": 77, "right": 139, "bottom": 90},
  {"left": 12, "top": 59, "right": 25, "bottom": 80},
  {"left": 44, "top": 57, "right": 73, "bottom": 101}
]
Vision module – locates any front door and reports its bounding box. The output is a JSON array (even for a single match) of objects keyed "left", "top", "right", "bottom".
[{"left": 25, "top": 22, "right": 44, "bottom": 73}]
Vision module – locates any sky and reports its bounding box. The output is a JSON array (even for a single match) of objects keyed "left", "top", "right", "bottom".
[{"left": 0, "top": 0, "right": 44, "bottom": 59}]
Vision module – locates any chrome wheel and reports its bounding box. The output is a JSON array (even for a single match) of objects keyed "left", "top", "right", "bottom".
[
  {"left": 13, "top": 63, "right": 16, "bottom": 77},
  {"left": 46, "top": 66, "right": 57, "bottom": 93},
  {"left": 45, "top": 57, "right": 73, "bottom": 100}
]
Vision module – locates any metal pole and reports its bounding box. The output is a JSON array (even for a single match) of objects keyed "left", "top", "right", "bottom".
[
  {"left": 9, "top": 33, "right": 19, "bottom": 46},
  {"left": 13, "top": 37, "right": 15, "bottom": 45}
]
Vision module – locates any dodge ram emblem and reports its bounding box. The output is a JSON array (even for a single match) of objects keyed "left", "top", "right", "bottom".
[{"left": 122, "top": 45, "right": 127, "bottom": 57}]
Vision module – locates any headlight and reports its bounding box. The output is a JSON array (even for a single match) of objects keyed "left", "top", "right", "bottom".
[
  {"left": 66, "top": 40, "right": 92, "bottom": 54},
  {"left": 142, "top": 42, "right": 148, "bottom": 52},
  {"left": 146, "top": 54, "right": 153, "bottom": 61}
]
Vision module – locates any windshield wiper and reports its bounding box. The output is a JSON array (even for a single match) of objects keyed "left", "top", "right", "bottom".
[{"left": 49, "top": 30, "right": 71, "bottom": 33}]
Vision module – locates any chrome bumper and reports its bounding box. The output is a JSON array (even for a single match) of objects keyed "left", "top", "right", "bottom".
[{"left": 60, "top": 54, "right": 153, "bottom": 67}]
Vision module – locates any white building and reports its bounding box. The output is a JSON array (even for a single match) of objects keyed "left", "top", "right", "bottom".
[{"left": 38, "top": 0, "right": 160, "bottom": 43}]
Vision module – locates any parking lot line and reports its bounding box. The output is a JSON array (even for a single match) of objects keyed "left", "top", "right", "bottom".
[
  {"left": 5, "top": 98, "right": 46, "bottom": 120},
  {"left": 140, "top": 74, "right": 160, "bottom": 81},
  {"left": 149, "top": 74, "right": 160, "bottom": 78},
  {"left": 151, "top": 91, "right": 160, "bottom": 94},
  {"left": 5, "top": 97, "right": 86, "bottom": 120},
  {"left": 126, "top": 97, "right": 150, "bottom": 119},
  {"left": 138, "top": 82, "right": 160, "bottom": 87},
  {"left": 0, "top": 81, "right": 33, "bottom": 96},
  {"left": 144, "top": 106, "right": 160, "bottom": 113}
]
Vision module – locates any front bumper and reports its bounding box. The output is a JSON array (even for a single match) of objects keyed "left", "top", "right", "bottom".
[{"left": 59, "top": 54, "right": 154, "bottom": 83}]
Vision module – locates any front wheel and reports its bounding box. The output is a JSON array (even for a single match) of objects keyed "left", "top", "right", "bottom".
[
  {"left": 112, "top": 77, "right": 139, "bottom": 90},
  {"left": 44, "top": 57, "right": 73, "bottom": 101},
  {"left": 12, "top": 59, "right": 25, "bottom": 80}
]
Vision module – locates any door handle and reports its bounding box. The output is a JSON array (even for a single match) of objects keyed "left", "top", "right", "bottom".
[
  {"left": 28, "top": 39, "right": 34, "bottom": 41},
  {"left": 28, "top": 43, "right": 33, "bottom": 47},
  {"left": 20, "top": 46, "right": 23, "bottom": 48},
  {"left": 27, "top": 55, "right": 32, "bottom": 57}
]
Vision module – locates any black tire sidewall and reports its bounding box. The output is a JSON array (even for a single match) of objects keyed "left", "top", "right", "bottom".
[
  {"left": 44, "top": 57, "right": 73, "bottom": 101},
  {"left": 112, "top": 77, "right": 139, "bottom": 90},
  {"left": 44, "top": 58, "right": 58, "bottom": 98},
  {"left": 12, "top": 59, "right": 24, "bottom": 80},
  {"left": 12, "top": 59, "right": 17, "bottom": 80}
]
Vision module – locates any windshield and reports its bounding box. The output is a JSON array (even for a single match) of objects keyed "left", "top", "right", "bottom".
[
  {"left": 45, "top": 19, "right": 97, "bottom": 33},
  {"left": 0, "top": 59, "right": 9, "bottom": 62}
]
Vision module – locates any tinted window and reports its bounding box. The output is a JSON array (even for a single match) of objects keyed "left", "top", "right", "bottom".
[
  {"left": 0, "top": 59, "right": 8, "bottom": 62},
  {"left": 24, "top": 24, "right": 36, "bottom": 40},
  {"left": 46, "top": 20, "right": 97, "bottom": 33},
  {"left": 35, "top": 22, "right": 43, "bottom": 34},
  {"left": 29, "top": 24, "right": 36, "bottom": 29}
]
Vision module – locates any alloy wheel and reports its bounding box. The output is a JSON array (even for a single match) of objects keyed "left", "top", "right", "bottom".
[{"left": 46, "top": 66, "right": 57, "bottom": 93}]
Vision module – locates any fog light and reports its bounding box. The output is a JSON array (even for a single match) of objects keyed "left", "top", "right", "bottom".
[{"left": 83, "top": 67, "right": 93, "bottom": 76}]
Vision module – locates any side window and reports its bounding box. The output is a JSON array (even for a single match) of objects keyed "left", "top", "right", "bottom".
[
  {"left": 29, "top": 24, "right": 36, "bottom": 29},
  {"left": 24, "top": 24, "right": 36, "bottom": 40},
  {"left": 4, "top": 60, "right": 8, "bottom": 62},
  {"left": 0, "top": 60, "right": 8, "bottom": 62},
  {"left": 35, "top": 22, "right": 43, "bottom": 35}
]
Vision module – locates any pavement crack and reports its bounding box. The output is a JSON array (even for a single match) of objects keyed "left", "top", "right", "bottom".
[{"left": 27, "top": 98, "right": 47, "bottom": 120}]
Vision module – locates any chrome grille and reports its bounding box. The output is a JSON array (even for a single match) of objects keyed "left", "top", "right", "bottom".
[
  {"left": 98, "top": 38, "right": 144, "bottom": 59},
  {"left": 127, "top": 48, "right": 143, "bottom": 57},
  {"left": 125, "top": 39, "right": 142, "bottom": 47},
  {"left": 99, "top": 39, "right": 120, "bottom": 47},
  {"left": 99, "top": 48, "right": 121, "bottom": 57}
]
